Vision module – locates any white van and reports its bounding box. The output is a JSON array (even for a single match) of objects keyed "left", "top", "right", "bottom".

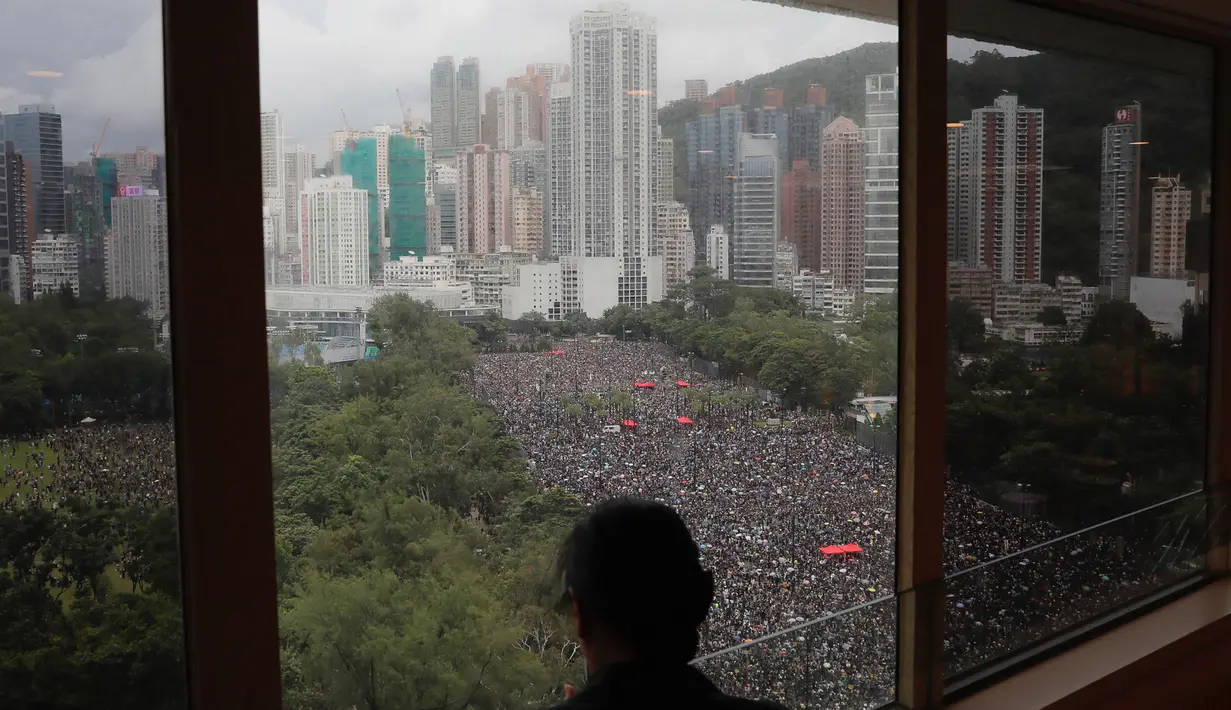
[{"left": 602, "top": 424, "right": 622, "bottom": 434}]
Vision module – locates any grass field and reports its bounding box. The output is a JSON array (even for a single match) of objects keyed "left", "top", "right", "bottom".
[
  {"left": 1, "top": 441, "right": 135, "bottom": 600},
  {"left": 0, "top": 441, "right": 60, "bottom": 501}
]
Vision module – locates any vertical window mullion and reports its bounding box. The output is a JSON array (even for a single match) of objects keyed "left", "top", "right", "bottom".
[
  {"left": 897, "top": 0, "right": 949, "bottom": 707},
  {"left": 1207, "top": 45, "right": 1231, "bottom": 577},
  {"left": 162, "top": 0, "right": 284, "bottom": 708}
]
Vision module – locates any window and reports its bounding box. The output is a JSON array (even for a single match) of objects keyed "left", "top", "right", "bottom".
[
  {"left": 261, "top": 0, "right": 899, "bottom": 706},
  {"left": 943, "top": 0, "right": 1218, "bottom": 689},
  {"left": 0, "top": 1, "right": 188, "bottom": 707}
]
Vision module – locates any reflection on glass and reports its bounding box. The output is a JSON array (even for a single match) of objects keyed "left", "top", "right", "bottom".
[
  {"left": 945, "top": 490, "right": 1214, "bottom": 676},
  {"left": 693, "top": 594, "right": 897, "bottom": 709},
  {"left": 0, "top": 1, "right": 184, "bottom": 707},
  {"left": 944, "top": 5, "right": 1213, "bottom": 679},
  {"left": 262, "top": 0, "right": 898, "bottom": 707}
]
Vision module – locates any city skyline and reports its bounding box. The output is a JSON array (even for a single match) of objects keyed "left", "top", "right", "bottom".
[{"left": 12, "top": 0, "right": 1052, "bottom": 161}]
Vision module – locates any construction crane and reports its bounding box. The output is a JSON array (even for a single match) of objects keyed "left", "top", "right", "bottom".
[
  {"left": 90, "top": 118, "right": 110, "bottom": 158},
  {"left": 340, "top": 109, "right": 359, "bottom": 152},
  {"left": 396, "top": 89, "right": 411, "bottom": 132}
]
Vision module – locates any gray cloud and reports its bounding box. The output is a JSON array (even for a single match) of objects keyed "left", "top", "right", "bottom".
[{"left": 2, "top": 0, "right": 905, "bottom": 159}]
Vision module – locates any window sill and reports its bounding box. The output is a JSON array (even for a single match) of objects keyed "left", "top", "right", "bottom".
[{"left": 949, "top": 576, "right": 1231, "bottom": 710}]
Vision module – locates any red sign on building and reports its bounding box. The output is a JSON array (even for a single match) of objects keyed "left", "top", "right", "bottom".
[{"left": 1115, "top": 106, "right": 1134, "bottom": 124}]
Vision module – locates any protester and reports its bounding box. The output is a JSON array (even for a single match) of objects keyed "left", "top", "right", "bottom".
[{"left": 474, "top": 340, "right": 1194, "bottom": 707}]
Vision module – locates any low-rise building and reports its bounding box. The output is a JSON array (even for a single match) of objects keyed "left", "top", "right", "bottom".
[{"left": 382, "top": 255, "right": 457, "bottom": 283}]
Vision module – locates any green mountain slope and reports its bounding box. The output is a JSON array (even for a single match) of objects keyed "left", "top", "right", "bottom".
[{"left": 658, "top": 43, "right": 1212, "bottom": 284}]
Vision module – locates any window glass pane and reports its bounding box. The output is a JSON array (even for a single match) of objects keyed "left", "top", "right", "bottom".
[
  {"left": 260, "top": 0, "right": 898, "bottom": 707},
  {"left": 944, "top": 0, "right": 1214, "bottom": 682},
  {"left": 0, "top": 1, "right": 185, "bottom": 706}
]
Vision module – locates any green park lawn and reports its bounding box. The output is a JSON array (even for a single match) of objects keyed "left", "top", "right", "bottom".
[
  {"left": 0, "top": 441, "right": 134, "bottom": 600},
  {"left": 0, "top": 440, "right": 60, "bottom": 501}
]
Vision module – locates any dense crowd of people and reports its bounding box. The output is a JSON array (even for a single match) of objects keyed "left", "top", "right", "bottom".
[
  {"left": 1, "top": 423, "right": 177, "bottom": 512},
  {"left": 0, "top": 339, "right": 1203, "bottom": 708},
  {"left": 473, "top": 340, "right": 1204, "bottom": 708}
]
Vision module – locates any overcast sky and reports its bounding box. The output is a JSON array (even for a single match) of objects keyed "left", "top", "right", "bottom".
[{"left": 1, "top": 0, "right": 1008, "bottom": 162}]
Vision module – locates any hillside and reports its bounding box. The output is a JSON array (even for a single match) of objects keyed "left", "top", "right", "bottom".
[{"left": 658, "top": 43, "right": 1212, "bottom": 285}]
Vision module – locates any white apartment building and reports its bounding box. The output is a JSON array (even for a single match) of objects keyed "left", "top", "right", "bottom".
[
  {"left": 302, "top": 176, "right": 370, "bottom": 287},
  {"left": 732, "top": 133, "right": 779, "bottom": 288},
  {"left": 502, "top": 261, "right": 565, "bottom": 320},
  {"left": 496, "top": 88, "right": 531, "bottom": 149},
  {"left": 260, "top": 110, "right": 285, "bottom": 199},
  {"left": 864, "top": 71, "right": 900, "bottom": 294},
  {"left": 382, "top": 255, "right": 457, "bottom": 283},
  {"left": 793, "top": 269, "right": 836, "bottom": 314},
  {"left": 685, "top": 79, "right": 709, "bottom": 102},
  {"left": 107, "top": 189, "right": 170, "bottom": 316},
  {"left": 546, "top": 82, "right": 572, "bottom": 258},
  {"left": 653, "top": 128, "right": 674, "bottom": 204},
  {"left": 30, "top": 234, "right": 79, "bottom": 299},
  {"left": 569, "top": 3, "right": 658, "bottom": 307},
  {"left": 1099, "top": 104, "right": 1144, "bottom": 300},
  {"left": 706, "top": 225, "right": 730, "bottom": 279},
  {"left": 511, "top": 187, "right": 544, "bottom": 253},
  {"left": 456, "top": 250, "right": 534, "bottom": 308},
  {"left": 1149, "top": 175, "right": 1191, "bottom": 279},
  {"left": 656, "top": 201, "right": 694, "bottom": 289}
]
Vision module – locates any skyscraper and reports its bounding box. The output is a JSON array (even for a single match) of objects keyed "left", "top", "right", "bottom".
[
  {"left": 789, "top": 87, "right": 833, "bottom": 171},
  {"left": 1149, "top": 175, "right": 1191, "bottom": 279},
  {"left": 569, "top": 2, "right": 659, "bottom": 308},
  {"left": 819, "top": 117, "right": 867, "bottom": 294},
  {"left": 339, "top": 137, "right": 383, "bottom": 274},
  {"left": 495, "top": 88, "right": 531, "bottom": 149},
  {"left": 0, "top": 140, "right": 9, "bottom": 295},
  {"left": 1099, "top": 103, "right": 1144, "bottom": 300},
  {"left": 388, "top": 135, "right": 428, "bottom": 261},
  {"left": 656, "top": 201, "right": 695, "bottom": 288},
  {"left": 107, "top": 188, "right": 169, "bottom": 315},
  {"left": 259, "top": 110, "right": 285, "bottom": 198},
  {"left": 283, "top": 145, "right": 316, "bottom": 248},
  {"left": 686, "top": 104, "right": 744, "bottom": 262},
  {"left": 435, "top": 163, "right": 459, "bottom": 253},
  {"left": 456, "top": 145, "right": 511, "bottom": 254},
  {"left": 3, "top": 144, "right": 32, "bottom": 298},
  {"left": 732, "top": 133, "right": 779, "bottom": 288},
  {"left": 482, "top": 87, "right": 501, "bottom": 148},
  {"left": 4, "top": 105, "right": 64, "bottom": 237},
  {"left": 950, "top": 94, "right": 1044, "bottom": 284},
  {"left": 511, "top": 187, "right": 544, "bottom": 253},
  {"left": 863, "top": 72, "right": 899, "bottom": 294},
  {"left": 302, "top": 176, "right": 370, "bottom": 286},
  {"left": 781, "top": 160, "right": 824, "bottom": 275},
  {"left": 684, "top": 79, "right": 709, "bottom": 102},
  {"left": 546, "top": 83, "right": 573, "bottom": 258},
  {"left": 749, "top": 89, "right": 791, "bottom": 171},
  {"left": 431, "top": 56, "right": 458, "bottom": 150},
  {"left": 66, "top": 161, "right": 107, "bottom": 298},
  {"left": 457, "top": 57, "right": 483, "bottom": 148}
]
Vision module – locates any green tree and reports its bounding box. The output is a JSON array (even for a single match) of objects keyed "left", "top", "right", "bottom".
[
  {"left": 1038, "top": 305, "right": 1067, "bottom": 326},
  {"left": 1083, "top": 301, "right": 1155, "bottom": 348},
  {"left": 948, "top": 298, "right": 986, "bottom": 352}
]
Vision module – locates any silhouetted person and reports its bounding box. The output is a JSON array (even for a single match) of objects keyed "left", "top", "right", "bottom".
[{"left": 547, "top": 498, "right": 784, "bottom": 710}]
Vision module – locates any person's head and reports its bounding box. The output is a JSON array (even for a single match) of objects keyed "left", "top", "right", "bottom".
[{"left": 558, "top": 497, "right": 714, "bottom": 670}]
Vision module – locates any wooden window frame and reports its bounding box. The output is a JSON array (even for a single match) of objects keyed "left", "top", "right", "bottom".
[{"left": 161, "top": 1, "right": 1230, "bottom": 709}]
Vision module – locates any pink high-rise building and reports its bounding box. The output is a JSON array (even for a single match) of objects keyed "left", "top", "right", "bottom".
[
  {"left": 780, "top": 160, "right": 824, "bottom": 274},
  {"left": 949, "top": 94, "right": 1044, "bottom": 284},
  {"left": 819, "top": 117, "right": 866, "bottom": 293},
  {"left": 806, "top": 85, "right": 828, "bottom": 106},
  {"left": 456, "top": 145, "right": 511, "bottom": 253},
  {"left": 762, "top": 88, "right": 784, "bottom": 108}
]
